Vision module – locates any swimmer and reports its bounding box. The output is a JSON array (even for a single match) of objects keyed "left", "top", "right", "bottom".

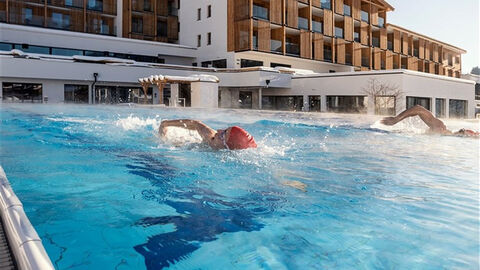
[
  {"left": 159, "top": 119, "right": 257, "bottom": 150},
  {"left": 381, "top": 105, "right": 479, "bottom": 137}
]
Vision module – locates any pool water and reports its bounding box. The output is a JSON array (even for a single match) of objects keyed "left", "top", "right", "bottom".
[{"left": 0, "top": 104, "right": 478, "bottom": 269}]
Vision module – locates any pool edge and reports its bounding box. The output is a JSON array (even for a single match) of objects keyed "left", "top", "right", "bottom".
[{"left": 0, "top": 166, "right": 55, "bottom": 270}]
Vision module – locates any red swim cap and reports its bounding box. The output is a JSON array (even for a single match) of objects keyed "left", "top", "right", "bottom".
[{"left": 226, "top": 126, "right": 257, "bottom": 150}]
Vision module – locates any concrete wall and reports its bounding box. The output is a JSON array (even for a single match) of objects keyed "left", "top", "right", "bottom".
[{"left": 191, "top": 82, "right": 218, "bottom": 108}]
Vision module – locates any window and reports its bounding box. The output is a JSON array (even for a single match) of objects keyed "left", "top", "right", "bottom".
[
  {"left": 157, "top": 20, "right": 167, "bottom": 37},
  {"left": 309, "top": 96, "right": 321, "bottom": 112},
  {"left": 320, "top": 0, "right": 331, "bottom": 10},
  {"left": 192, "top": 62, "right": 197, "bottom": 67},
  {"left": 207, "top": 5, "right": 211, "bottom": 17},
  {"left": 2, "top": 82, "right": 42, "bottom": 103},
  {"left": 240, "top": 59, "right": 263, "bottom": 68},
  {"left": 132, "top": 17, "right": 143, "bottom": 33},
  {"left": 326, "top": 96, "right": 367, "bottom": 113},
  {"left": 197, "top": 35, "right": 201, "bottom": 47},
  {"left": 201, "top": 61, "right": 212, "bottom": 67},
  {"left": 406, "top": 97, "right": 431, "bottom": 111},
  {"left": 270, "top": 63, "right": 291, "bottom": 68},
  {"left": 207, "top": 32, "right": 211, "bottom": 45},
  {"left": 64, "top": 85, "right": 89, "bottom": 103},
  {"left": 51, "top": 48, "right": 83, "bottom": 56},
  {"left": 361, "top": 10, "right": 369, "bottom": 23},
  {"left": 212, "top": 59, "right": 227, "bottom": 68},
  {"left": 0, "top": 43, "right": 13, "bottom": 51},
  {"left": 449, "top": 99, "right": 467, "bottom": 118},
  {"left": 262, "top": 96, "right": 304, "bottom": 111},
  {"left": 14, "top": 44, "right": 50, "bottom": 54},
  {"left": 375, "top": 96, "right": 396, "bottom": 115},
  {"left": 344, "top": 4, "right": 351, "bottom": 16},
  {"left": 197, "top": 8, "right": 201, "bottom": 20},
  {"left": 435, "top": 98, "right": 446, "bottom": 118},
  {"left": 87, "top": 0, "right": 103, "bottom": 11},
  {"left": 239, "top": 91, "right": 253, "bottom": 109}
]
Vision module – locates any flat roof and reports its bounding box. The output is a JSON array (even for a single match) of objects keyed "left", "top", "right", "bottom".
[{"left": 386, "top": 24, "right": 467, "bottom": 54}]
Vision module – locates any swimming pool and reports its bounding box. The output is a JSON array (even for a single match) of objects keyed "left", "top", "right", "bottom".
[{"left": 0, "top": 104, "right": 478, "bottom": 269}]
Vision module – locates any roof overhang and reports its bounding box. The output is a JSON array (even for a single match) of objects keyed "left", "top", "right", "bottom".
[{"left": 364, "top": 0, "right": 395, "bottom": 12}]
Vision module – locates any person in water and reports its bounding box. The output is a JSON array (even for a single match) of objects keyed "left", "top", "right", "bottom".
[
  {"left": 381, "top": 105, "right": 479, "bottom": 137},
  {"left": 159, "top": 119, "right": 257, "bottom": 150}
]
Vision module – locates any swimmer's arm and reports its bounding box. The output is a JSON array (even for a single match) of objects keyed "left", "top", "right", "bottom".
[
  {"left": 381, "top": 105, "right": 447, "bottom": 132},
  {"left": 159, "top": 119, "right": 216, "bottom": 141}
]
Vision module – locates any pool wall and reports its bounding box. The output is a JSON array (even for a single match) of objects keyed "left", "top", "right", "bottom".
[{"left": 0, "top": 166, "right": 54, "bottom": 270}]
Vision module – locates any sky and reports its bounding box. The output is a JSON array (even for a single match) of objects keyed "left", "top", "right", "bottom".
[{"left": 387, "top": 0, "right": 479, "bottom": 74}]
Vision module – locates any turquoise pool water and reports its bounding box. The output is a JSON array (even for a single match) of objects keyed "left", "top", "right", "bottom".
[{"left": 0, "top": 104, "right": 478, "bottom": 269}]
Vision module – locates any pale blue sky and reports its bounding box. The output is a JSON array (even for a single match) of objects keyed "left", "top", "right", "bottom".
[{"left": 387, "top": 0, "right": 479, "bottom": 74}]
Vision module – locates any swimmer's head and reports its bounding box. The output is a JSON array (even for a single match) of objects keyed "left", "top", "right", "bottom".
[
  {"left": 454, "top": 128, "right": 480, "bottom": 137},
  {"left": 216, "top": 126, "right": 257, "bottom": 150}
]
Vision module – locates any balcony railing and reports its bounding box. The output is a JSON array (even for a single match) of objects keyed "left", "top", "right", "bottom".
[
  {"left": 414, "top": 48, "right": 419, "bottom": 57},
  {"left": 298, "top": 17, "right": 308, "bottom": 30},
  {"left": 271, "top": 39, "right": 282, "bottom": 53},
  {"left": 335, "top": 27, "right": 343, "bottom": 38},
  {"left": 47, "top": 17, "right": 71, "bottom": 30},
  {"left": 87, "top": 0, "right": 103, "bottom": 11},
  {"left": 372, "top": 37, "right": 380, "bottom": 47},
  {"left": 253, "top": 36, "right": 258, "bottom": 50},
  {"left": 312, "top": 21, "right": 322, "bottom": 33},
  {"left": 253, "top": 5, "right": 269, "bottom": 20},
  {"left": 286, "top": 42, "right": 299, "bottom": 56},
  {"left": 168, "top": 4, "right": 178, "bottom": 16},
  {"left": 346, "top": 54, "right": 352, "bottom": 65}
]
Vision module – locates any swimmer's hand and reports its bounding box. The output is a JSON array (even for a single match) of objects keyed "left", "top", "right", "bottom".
[{"left": 381, "top": 116, "right": 398, "bottom": 126}]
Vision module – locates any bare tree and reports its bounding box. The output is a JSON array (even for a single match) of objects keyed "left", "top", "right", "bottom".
[{"left": 362, "top": 78, "right": 404, "bottom": 115}]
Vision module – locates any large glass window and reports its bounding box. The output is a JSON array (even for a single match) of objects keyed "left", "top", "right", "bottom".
[
  {"left": 95, "top": 86, "right": 147, "bottom": 104},
  {"left": 326, "top": 96, "right": 367, "bottom": 113},
  {"left": 239, "top": 91, "right": 253, "bottom": 109},
  {"left": 240, "top": 59, "right": 263, "bottom": 68},
  {"left": 449, "top": 99, "right": 467, "bottom": 118},
  {"left": 435, "top": 98, "right": 446, "bottom": 118},
  {"left": 52, "top": 48, "right": 83, "bottom": 56},
  {"left": 0, "top": 42, "right": 12, "bottom": 51},
  {"left": 212, "top": 59, "right": 227, "bottom": 68},
  {"left": 309, "top": 96, "right": 321, "bottom": 112},
  {"left": 64, "top": 84, "right": 89, "bottom": 103},
  {"left": 375, "top": 96, "right": 396, "bottom": 115},
  {"left": 2, "top": 82, "right": 42, "bottom": 103},
  {"left": 262, "top": 96, "right": 303, "bottom": 111},
  {"left": 406, "top": 96, "right": 431, "bottom": 111},
  {"left": 14, "top": 44, "right": 50, "bottom": 54}
]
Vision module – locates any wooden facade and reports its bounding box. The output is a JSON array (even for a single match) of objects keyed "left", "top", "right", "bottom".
[
  {"left": 1, "top": 0, "right": 179, "bottom": 43},
  {"left": 226, "top": 0, "right": 464, "bottom": 77}
]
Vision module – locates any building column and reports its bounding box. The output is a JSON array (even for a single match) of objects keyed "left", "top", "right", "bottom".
[
  {"left": 88, "top": 84, "right": 92, "bottom": 104},
  {"left": 258, "top": 88, "right": 262, "bottom": 109},
  {"left": 446, "top": 98, "right": 450, "bottom": 118},
  {"left": 170, "top": 83, "right": 179, "bottom": 107},
  {"left": 303, "top": 95, "right": 309, "bottom": 112},
  {"left": 321, "top": 95, "right": 327, "bottom": 112},
  {"left": 431, "top": 97, "right": 436, "bottom": 118},
  {"left": 116, "top": 0, "right": 123, "bottom": 37}
]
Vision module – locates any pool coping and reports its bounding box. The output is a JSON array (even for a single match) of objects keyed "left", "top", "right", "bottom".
[{"left": 0, "top": 166, "right": 54, "bottom": 270}]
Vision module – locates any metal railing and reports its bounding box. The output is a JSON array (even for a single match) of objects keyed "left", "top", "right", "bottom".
[
  {"left": 253, "top": 5, "right": 269, "bottom": 20},
  {"left": 286, "top": 42, "right": 299, "bottom": 56},
  {"left": 312, "top": 21, "right": 322, "bottom": 33},
  {"left": 298, "top": 17, "right": 308, "bottom": 30},
  {"left": 271, "top": 40, "right": 282, "bottom": 53}
]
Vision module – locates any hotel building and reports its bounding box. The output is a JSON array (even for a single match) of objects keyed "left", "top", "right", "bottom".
[{"left": 0, "top": 0, "right": 476, "bottom": 118}]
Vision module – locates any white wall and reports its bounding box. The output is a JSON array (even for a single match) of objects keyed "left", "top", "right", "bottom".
[{"left": 179, "top": 0, "right": 235, "bottom": 67}]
